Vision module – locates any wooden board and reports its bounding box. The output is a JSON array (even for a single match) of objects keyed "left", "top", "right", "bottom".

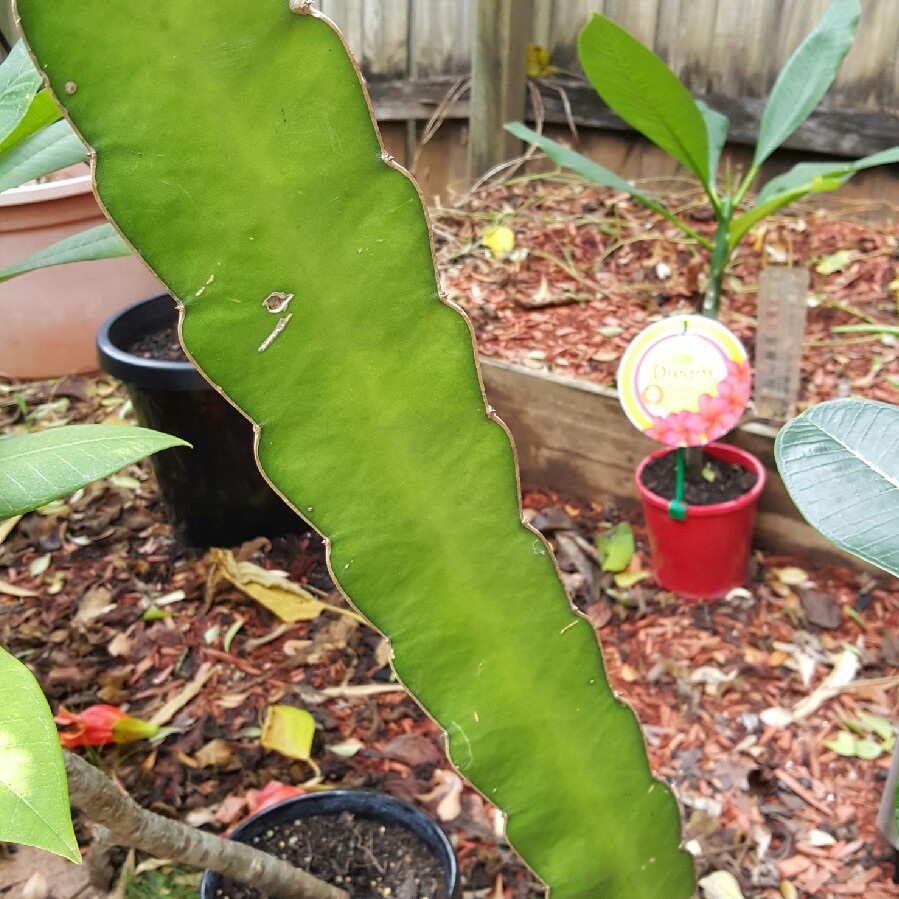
[{"left": 480, "top": 357, "right": 873, "bottom": 567}]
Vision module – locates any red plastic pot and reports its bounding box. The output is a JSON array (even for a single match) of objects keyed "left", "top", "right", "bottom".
[{"left": 635, "top": 443, "right": 766, "bottom": 600}]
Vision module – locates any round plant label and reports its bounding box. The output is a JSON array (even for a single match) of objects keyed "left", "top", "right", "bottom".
[{"left": 618, "top": 315, "right": 750, "bottom": 446}]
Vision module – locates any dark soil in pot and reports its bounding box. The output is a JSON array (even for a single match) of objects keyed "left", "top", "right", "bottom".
[
  {"left": 98, "top": 294, "right": 304, "bottom": 547},
  {"left": 211, "top": 810, "right": 447, "bottom": 899},
  {"left": 640, "top": 448, "right": 758, "bottom": 505},
  {"left": 127, "top": 322, "right": 188, "bottom": 363}
]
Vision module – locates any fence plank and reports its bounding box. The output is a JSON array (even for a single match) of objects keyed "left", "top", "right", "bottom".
[
  {"left": 410, "top": 0, "right": 471, "bottom": 76},
  {"left": 469, "top": 0, "right": 533, "bottom": 178}
]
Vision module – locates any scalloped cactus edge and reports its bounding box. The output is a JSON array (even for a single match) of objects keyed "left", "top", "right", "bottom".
[{"left": 14, "top": 3, "right": 694, "bottom": 896}]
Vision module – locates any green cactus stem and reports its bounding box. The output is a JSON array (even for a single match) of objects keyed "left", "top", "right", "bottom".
[{"left": 16, "top": 3, "right": 694, "bottom": 896}]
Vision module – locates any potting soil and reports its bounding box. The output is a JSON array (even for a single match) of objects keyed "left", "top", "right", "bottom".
[
  {"left": 210, "top": 811, "right": 448, "bottom": 899},
  {"left": 640, "top": 449, "right": 757, "bottom": 505}
]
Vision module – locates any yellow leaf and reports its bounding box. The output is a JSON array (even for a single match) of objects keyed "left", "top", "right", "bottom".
[
  {"left": 210, "top": 547, "right": 350, "bottom": 623},
  {"left": 261, "top": 705, "right": 316, "bottom": 761},
  {"left": 527, "top": 43, "right": 559, "bottom": 78},
  {"left": 483, "top": 225, "right": 515, "bottom": 259}
]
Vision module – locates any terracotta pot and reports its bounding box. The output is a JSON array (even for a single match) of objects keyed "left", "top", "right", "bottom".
[
  {"left": 635, "top": 443, "right": 766, "bottom": 600},
  {"left": 200, "top": 790, "right": 461, "bottom": 899},
  {"left": 0, "top": 172, "right": 163, "bottom": 379}
]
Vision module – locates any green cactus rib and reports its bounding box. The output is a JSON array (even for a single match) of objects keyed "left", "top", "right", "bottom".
[{"left": 16, "top": 3, "right": 693, "bottom": 896}]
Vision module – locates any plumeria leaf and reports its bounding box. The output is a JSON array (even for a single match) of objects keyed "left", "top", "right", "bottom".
[
  {"left": 0, "top": 647, "right": 79, "bottom": 862},
  {"left": 0, "top": 424, "right": 186, "bottom": 518},
  {"left": 0, "top": 224, "right": 131, "bottom": 283}
]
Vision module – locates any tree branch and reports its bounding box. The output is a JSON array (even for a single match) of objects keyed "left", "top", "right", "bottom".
[{"left": 64, "top": 751, "right": 347, "bottom": 899}]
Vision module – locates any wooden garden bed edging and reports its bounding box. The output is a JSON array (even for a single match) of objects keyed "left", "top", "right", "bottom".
[{"left": 480, "top": 357, "right": 865, "bottom": 568}]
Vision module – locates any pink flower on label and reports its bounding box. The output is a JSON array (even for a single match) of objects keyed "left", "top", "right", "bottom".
[
  {"left": 643, "top": 410, "right": 705, "bottom": 446},
  {"left": 643, "top": 415, "right": 672, "bottom": 443},
  {"left": 694, "top": 392, "right": 742, "bottom": 441}
]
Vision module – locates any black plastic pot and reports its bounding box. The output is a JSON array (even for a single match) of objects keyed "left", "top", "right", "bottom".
[
  {"left": 97, "top": 293, "right": 303, "bottom": 547},
  {"left": 200, "top": 790, "right": 461, "bottom": 898}
]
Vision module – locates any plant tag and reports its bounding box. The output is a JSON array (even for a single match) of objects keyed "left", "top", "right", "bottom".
[{"left": 618, "top": 315, "right": 750, "bottom": 447}]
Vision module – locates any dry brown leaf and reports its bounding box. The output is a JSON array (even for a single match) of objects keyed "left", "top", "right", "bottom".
[
  {"left": 209, "top": 547, "right": 362, "bottom": 624},
  {"left": 0, "top": 579, "right": 37, "bottom": 598},
  {"left": 149, "top": 663, "right": 218, "bottom": 727},
  {"left": 194, "top": 739, "right": 235, "bottom": 768},
  {"left": 75, "top": 587, "right": 114, "bottom": 626}
]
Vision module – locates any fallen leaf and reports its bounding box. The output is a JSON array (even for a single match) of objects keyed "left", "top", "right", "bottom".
[
  {"left": 378, "top": 733, "right": 445, "bottom": 768},
  {"left": 798, "top": 588, "right": 841, "bottom": 629},
  {"left": 28, "top": 554, "right": 51, "bottom": 576},
  {"left": 75, "top": 587, "right": 114, "bottom": 626},
  {"left": 483, "top": 224, "right": 515, "bottom": 259},
  {"left": 209, "top": 548, "right": 360, "bottom": 624},
  {"left": 0, "top": 579, "right": 38, "bottom": 598},
  {"left": 417, "top": 770, "right": 464, "bottom": 821},
  {"left": 21, "top": 872, "right": 49, "bottom": 899},
  {"left": 775, "top": 567, "right": 808, "bottom": 586},
  {"left": 149, "top": 663, "right": 217, "bottom": 727},
  {"left": 107, "top": 633, "right": 131, "bottom": 657},
  {"left": 261, "top": 705, "right": 316, "bottom": 761},
  {"left": 815, "top": 250, "right": 852, "bottom": 274},
  {"left": 699, "top": 870, "right": 747, "bottom": 899},
  {"left": 596, "top": 522, "right": 635, "bottom": 573},
  {"left": 0, "top": 514, "right": 22, "bottom": 546},
  {"left": 327, "top": 739, "right": 364, "bottom": 758},
  {"left": 195, "top": 739, "right": 235, "bottom": 768}
]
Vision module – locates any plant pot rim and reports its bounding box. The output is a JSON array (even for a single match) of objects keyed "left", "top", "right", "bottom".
[
  {"left": 97, "top": 293, "right": 208, "bottom": 392},
  {"left": 0, "top": 172, "right": 93, "bottom": 207},
  {"left": 200, "top": 788, "right": 460, "bottom": 899},
  {"left": 635, "top": 442, "right": 766, "bottom": 517}
]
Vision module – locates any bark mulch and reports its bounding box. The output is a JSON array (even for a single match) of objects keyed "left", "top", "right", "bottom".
[
  {"left": 434, "top": 174, "right": 899, "bottom": 410},
  {"left": 2, "top": 369, "right": 899, "bottom": 898}
]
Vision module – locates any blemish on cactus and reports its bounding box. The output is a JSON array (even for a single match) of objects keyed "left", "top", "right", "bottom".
[
  {"left": 263, "top": 292, "right": 294, "bottom": 314},
  {"left": 257, "top": 314, "right": 293, "bottom": 353}
]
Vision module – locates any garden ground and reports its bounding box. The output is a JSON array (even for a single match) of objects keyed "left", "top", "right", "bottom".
[{"left": 3, "top": 177, "right": 899, "bottom": 898}]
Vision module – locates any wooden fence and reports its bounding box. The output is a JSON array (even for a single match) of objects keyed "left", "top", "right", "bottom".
[
  {"left": 319, "top": 0, "right": 899, "bottom": 113},
  {"left": 2, "top": 1, "right": 897, "bottom": 210}
]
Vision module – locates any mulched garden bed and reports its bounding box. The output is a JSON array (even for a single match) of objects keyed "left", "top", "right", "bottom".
[
  {"left": 2, "top": 373, "right": 899, "bottom": 899},
  {"left": 434, "top": 174, "right": 899, "bottom": 410}
]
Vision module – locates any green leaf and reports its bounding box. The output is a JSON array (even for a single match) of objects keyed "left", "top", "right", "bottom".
[
  {"left": 506, "top": 122, "right": 655, "bottom": 199},
  {"left": 596, "top": 522, "right": 635, "bottom": 573},
  {"left": 696, "top": 100, "right": 729, "bottom": 187},
  {"left": 774, "top": 399, "right": 899, "bottom": 577},
  {"left": 0, "top": 41, "right": 44, "bottom": 146},
  {"left": 0, "top": 223, "right": 131, "bottom": 283},
  {"left": 0, "top": 424, "right": 187, "bottom": 518},
  {"left": 17, "top": 4, "right": 696, "bottom": 896},
  {"left": 613, "top": 570, "right": 651, "bottom": 589},
  {"left": 0, "top": 646, "right": 79, "bottom": 861},
  {"left": 505, "top": 122, "right": 712, "bottom": 249},
  {"left": 816, "top": 250, "right": 853, "bottom": 275},
  {"left": 0, "top": 118, "right": 87, "bottom": 192},
  {"left": 754, "top": 0, "right": 860, "bottom": 168},
  {"left": 0, "top": 90, "right": 62, "bottom": 155},
  {"left": 856, "top": 710, "right": 895, "bottom": 741},
  {"left": 823, "top": 731, "right": 860, "bottom": 757},
  {"left": 578, "top": 14, "right": 710, "bottom": 190},
  {"left": 730, "top": 147, "right": 899, "bottom": 248},
  {"left": 855, "top": 738, "right": 884, "bottom": 761}
]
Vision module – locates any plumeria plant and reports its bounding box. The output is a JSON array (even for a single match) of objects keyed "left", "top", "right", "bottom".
[
  {"left": 0, "top": 39, "right": 130, "bottom": 283},
  {"left": 8, "top": 1, "right": 697, "bottom": 897},
  {"left": 508, "top": 0, "right": 899, "bottom": 319},
  {"left": 775, "top": 398, "right": 899, "bottom": 851}
]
